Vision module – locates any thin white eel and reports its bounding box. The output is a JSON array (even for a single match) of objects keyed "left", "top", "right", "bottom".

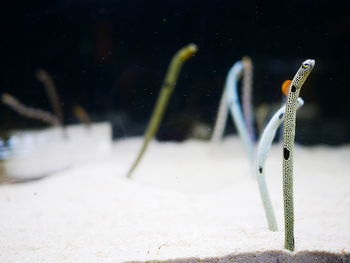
[
  {"left": 211, "top": 61, "right": 254, "bottom": 165},
  {"left": 256, "top": 97, "right": 304, "bottom": 231},
  {"left": 210, "top": 87, "right": 229, "bottom": 144},
  {"left": 225, "top": 61, "right": 255, "bottom": 163}
]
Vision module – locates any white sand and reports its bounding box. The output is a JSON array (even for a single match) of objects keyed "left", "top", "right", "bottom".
[
  {"left": 2, "top": 123, "right": 112, "bottom": 179},
  {"left": 0, "top": 137, "right": 349, "bottom": 263}
]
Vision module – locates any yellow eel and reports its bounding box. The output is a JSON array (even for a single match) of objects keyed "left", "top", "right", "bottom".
[{"left": 126, "top": 44, "right": 197, "bottom": 178}]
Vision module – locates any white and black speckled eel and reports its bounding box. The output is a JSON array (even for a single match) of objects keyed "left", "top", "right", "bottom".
[
  {"left": 282, "top": 59, "right": 315, "bottom": 251},
  {"left": 256, "top": 93, "right": 304, "bottom": 231}
]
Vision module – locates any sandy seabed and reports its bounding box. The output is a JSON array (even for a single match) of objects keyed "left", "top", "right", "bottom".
[{"left": 0, "top": 137, "right": 349, "bottom": 263}]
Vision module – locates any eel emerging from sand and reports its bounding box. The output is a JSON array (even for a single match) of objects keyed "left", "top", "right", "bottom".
[
  {"left": 211, "top": 60, "right": 255, "bottom": 164},
  {"left": 256, "top": 80, "right": 304, "bottom": 231},
  {"left": 126, "top": 44, "right": 198, "bottom": 178},
  {"left": 1, "top": 93, "right": 60, "bottom": 126},
  {"left": 210, "top": 83, "right": 229, "bottom": 144},
  {"left": 35, "top": 69, "right": 64, "bottom": 126},
  {"left": 242, "top": 56, "right": 255, "bottom": 142},
  {"left": 282, "top": 59, "right": 315, "bottom": 251},
  {"left": 226, "top": 61, "right": 255, "bottom": 164}
]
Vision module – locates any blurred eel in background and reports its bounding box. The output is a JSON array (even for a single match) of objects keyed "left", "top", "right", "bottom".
[{"left": 126, "top": 43, "right": 198, "bottom": 178}]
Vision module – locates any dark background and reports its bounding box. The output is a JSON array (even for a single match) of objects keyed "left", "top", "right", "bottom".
[{"left": 1, "top": 0, "right": 349, "bottom": 144}]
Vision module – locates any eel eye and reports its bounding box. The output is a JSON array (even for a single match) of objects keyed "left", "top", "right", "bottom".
[{"left": 302, "top": 63, "right": 309, "bottom": 69}]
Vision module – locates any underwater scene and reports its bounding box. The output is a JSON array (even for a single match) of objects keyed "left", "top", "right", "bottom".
[{"left": 0, "top": 1, "right": 349, "bottom": 262}]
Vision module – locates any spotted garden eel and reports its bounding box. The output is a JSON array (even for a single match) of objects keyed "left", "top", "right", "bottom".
[
  {"left": 256, "top": 80, "right": 304, "bottom": 231},
  {"left": 211, "top": 61, "right": 254, "bottom": 165},
  {"left": 282, "top": 59, "right": 315, "bottom": 251}
]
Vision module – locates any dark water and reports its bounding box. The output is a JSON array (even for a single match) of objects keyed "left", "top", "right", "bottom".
[{"left": 1, "top": 0, "right": 349, "bottom": 144}]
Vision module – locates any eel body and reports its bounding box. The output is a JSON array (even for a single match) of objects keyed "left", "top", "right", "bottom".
[
  {"left": 211, "top": 58, "right": 255, "bottom": 162},
  {"left": 242, "top": 56, "right": 255, "bottom": 142},
  {"left": 126, "top": 44, "right": 197, "bottom": 178},
  {"left": 282, "top": 59, "right": 315, "bottom": 251},
  {"left": 210, "top": 87, "right": 229, "bottom": 144},
  {"left": 1, "top": 93, "right": 60, "bottom": 126},
  {"left": 225, "top": 61, "right": 255, "bottom": 164},
  {"left": 256, "top": 97, "right": 304, "bottom": 231}
]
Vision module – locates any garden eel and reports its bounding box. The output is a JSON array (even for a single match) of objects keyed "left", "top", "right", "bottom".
[
  {"left": 211, "top": 61, "right": 254, "bottom": 165},
  {"left": 282, "top": 59, "right": 315, "bottom": 251},
  {"left": 225, "top": 61, "right": 255, "bottom": 164},
  {"left": 256, "top": 79, "right": 304, "bottom": 231},
  {"left": 242, "top": 56, "right": 255, "bottom": 142},
  {"left": 1, "top": 93, "right": 60, "bottom": 126},
  {"left": 36, "top": 69, "right": 64, "bottom": 126},
  {"left": 126, "top": 44, "right": 197, "bottom": 178},
  {"left": 73, "top": 105, "right": 91, "bottom": 128},
  {"left": 210, "top": 85, "right": 229, "bottom": 143}
]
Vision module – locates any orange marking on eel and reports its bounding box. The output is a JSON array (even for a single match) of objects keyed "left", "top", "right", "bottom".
[{"left": 282, "top": 80, "right": 292, "bottom": 96}]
